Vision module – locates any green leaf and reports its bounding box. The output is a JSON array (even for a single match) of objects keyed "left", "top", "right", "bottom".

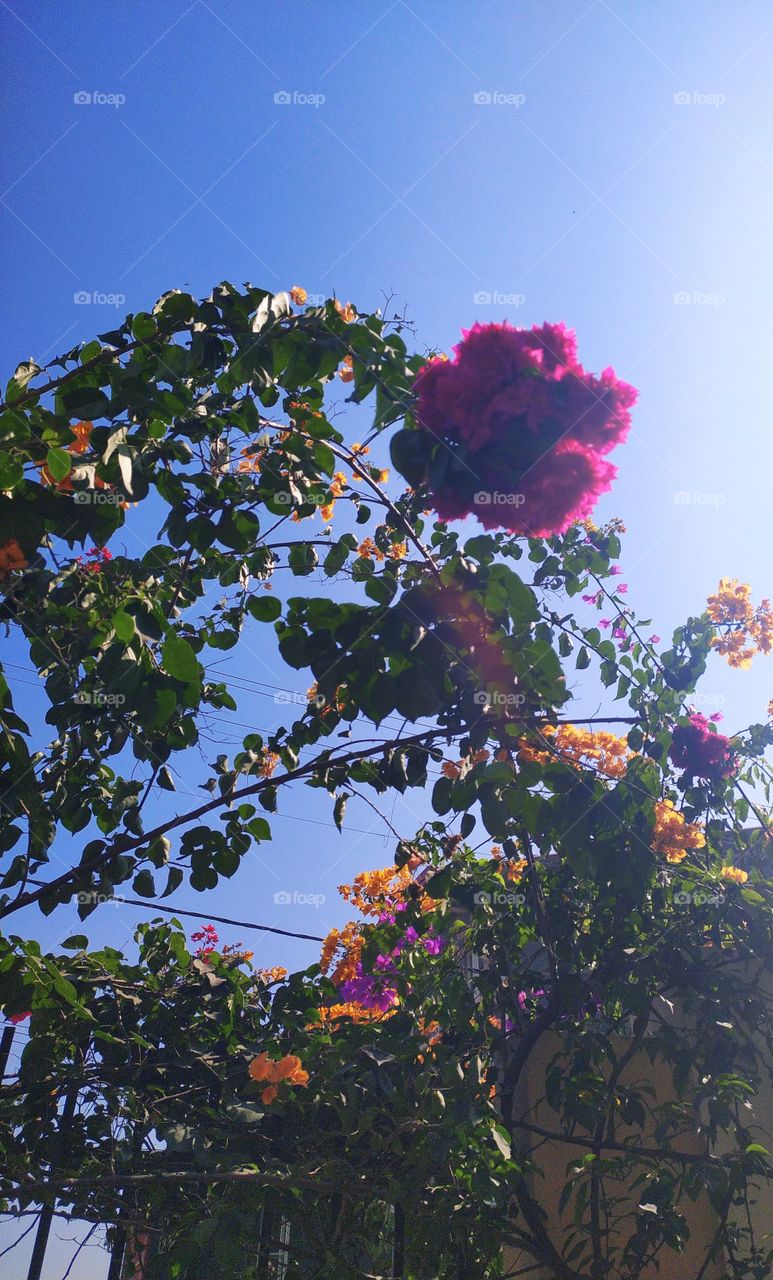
[
  {"left": 45, "top": 447, "right": 72, "bottom": 483},
  {"left": 132, "top": 870, "right": 156, "bottom": 898},
  {"left": 288, "top": 544, "right": 318, "bottom": 576},
  {"left": 490, "top": 1123, "right": 511, "bottom": 1160},
  {"left": 162, "top": 634, "right": 200, "bottom": 682},
  {"left": 0, "top": 452, "right": 23, "bottom": 491},
  {"left": 248, "top": 595, "right": 281, "bottom": 623},
  {"left": 112, "top": 610, "right": 135, "bottom": 643}
]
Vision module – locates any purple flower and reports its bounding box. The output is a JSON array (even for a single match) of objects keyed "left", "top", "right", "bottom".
[
  {"left": 610, "top": 566, "right": 623, "bottom": 576},
  {"left": 375, "top": 954, "right": 396, "bottom": 973},
  {"left": 648, "top": 634, "right": 661, "bottom": 644},
  {"left": 423, "top": 935, "right": 446, "bottom": 956},
  {"left": 617, "top": 584, "right": 628, "bottom": 594},
  {"left": 339, "top": 964, "right": 399, "bottom": 1012},
  {"left": 710, "top": 712, "right": 724, "bottom": 722},
  {"left": 613, "top": 626, "right": 626, "bottom": 640},
  {"left": 403, "top": 925, "right": 419, "bottom": 944},
  {"left": 600, "top": 618, "right": 611, "bottom": 628}
]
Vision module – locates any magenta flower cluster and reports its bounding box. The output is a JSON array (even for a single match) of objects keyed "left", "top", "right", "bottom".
[
  {"left": 414, "top": 321, "right": 637, "bottom": 537},
  {"left": 668, "top": 712, "right": 736, "bottom": 782}
]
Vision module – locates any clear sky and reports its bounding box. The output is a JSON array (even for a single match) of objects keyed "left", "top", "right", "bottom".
[{"left": 3, "top": 2, "right": 773, "bottom": 1274}]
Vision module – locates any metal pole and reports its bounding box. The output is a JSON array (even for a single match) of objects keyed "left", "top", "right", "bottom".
[
  {"left": 106, "top": 1225, "right": 126, "bottom": 1280},
  {"left": 26, "top": 1045, "right": 84, "bottom": 1280},
  {"left": 0, "top": 1024, "right": 16, "bottom": 1082}
]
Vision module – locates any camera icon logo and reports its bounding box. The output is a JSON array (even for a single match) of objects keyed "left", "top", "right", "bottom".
[
  {"left": 273, "top": 889, "right": 292, "bottom": 904},
  {"left": 673, "top": 890, "right": 692, "bottom": 905},
  {"left": 474, "top": 890, "right": 492, "bottom": 904},
  {"left": 474, "top": 290, "right": 492, "bottom": 304},
  {"left": 274, "top": 90, "right": 292, "bottom": 105},
  {"left": 673, "top": 91, "right": 692, "bottom": 105},
  {"left": 74, "top": 290, "right": 91, "bottom": 304},
  {"left": 72, "top": 490, "right": 89, "bottom": 503},
  {"left": 473, "top": 91, "right": 492, "bottom": 105},
  {"left": 73, "top": 90, "right": 92, "bottom": 105},
  {"left": 673, "top": 491, "right": 692, "bottom": 505},
  {"left": 474, "top": 491, "right": 492, "bottom": 505}
]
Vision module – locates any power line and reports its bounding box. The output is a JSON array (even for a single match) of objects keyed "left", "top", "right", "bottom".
[{"left": 26, "top": 881, "right": 325, "bottom": 943}]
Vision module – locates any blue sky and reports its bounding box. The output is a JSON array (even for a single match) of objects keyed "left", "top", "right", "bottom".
[{"left": 3, "top": 2, "right": 773, "bottom": 1273}]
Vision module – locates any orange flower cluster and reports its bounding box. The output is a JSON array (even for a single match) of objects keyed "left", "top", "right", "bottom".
[
  {"left": 236, "top": 446, "right": 263, "bottom": 475},
  {"left": 319, "top": 471, "right": 347, "bottom": 524},
  {"left": 357, "top": 537, "right": 385, "bottom": 562},
  {"left": 707, "top": 578, "right": 773, "bottom": 668},
  {"left": 0, "top": 539, "right": 28, "bottom": 579},
  {"left": 441, "top": 749, "right": 491, "bottom": 780},
  {"left": 338, "top": 864, "right": 429, "bottom": 916},
  {"left": 650, "top": 799, "right": 705, "bottom": 864},
  {"left": 314, "top": 1001, "right": 389, "bottom": 1025},
  {"left": 339, "top": 354, "right": 355, "bottom": 382},
  {"left": 319, "top": 921, "right": 364, "bottom": 985},
  {"left": 248, "top": 1051, "right": 309, "bottom": 1104},
  {"left": 256, "top": 965, "right": 287, "bottom": 984},
  {"left": 256, "top": 750, "right": 280, "bottom": 778},
  {"left": 719, "top": 865, "right": 748, "bottom": 884},
  {"left": 289, "top": 285, "right": 307, "bottom": 305},
  {"left": 307, "top": 681, "right": 346, "bottom": 715},
  {"left": 334, "top": 299, "right": 357, "bottom": 323},
  {"left": 519, "top": 725, "right": 632, "bottom": 779},
  {"left": 389, "top": 542, "right": 408, "bottom": 560}
]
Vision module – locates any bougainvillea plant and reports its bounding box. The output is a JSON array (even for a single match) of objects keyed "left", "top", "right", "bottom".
[{"left": 0, "top": 286, "right": 771, "bottom": 1279}]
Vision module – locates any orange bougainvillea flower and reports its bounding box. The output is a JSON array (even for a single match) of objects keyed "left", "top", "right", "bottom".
[
  {"left": 650, "top": 799, "right": 705, "bottom": 863},
  {"left": 339, "top": 354, "right": 355, "bottom": 382},
  {"left": 276, "top": 1055, "right": 309, "bottom": 1086},
  {"left": 69, "top": 420, "right": 94, "bottom": 455},
  {"left": 719, "top": 865, "right": 748, "bottom": 884},
  {"left": 334, "top": 299, "right": 357, "bottom": 323},
  {"left": 289, "top": 285, "right": 308, "bottom": 305},
  {"left": 248, "top": 1052, "right": 275, "bottom": 1082},
  {"left": 249, "top": 1051, "right": 309, "bottom": 1099},
  {"left": 0, "top": 539, "right": 28, "bottom": 578}
]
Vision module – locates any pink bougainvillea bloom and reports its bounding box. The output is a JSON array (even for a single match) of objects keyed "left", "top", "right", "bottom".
[
  {"left": 649, "top": 634, "right": 661, "bottom": 644},
  {"left": 413, "top": 321, "right": 637, "bottom": 538},
  {"left": 617, "top": 584, "right": 628, "bottom": 593},
  {"left": 610, "top": 566, "right": 623, "bottom": 576},
  {"left": 668, "top": 712, "right": 736, "bottom": 782}
]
